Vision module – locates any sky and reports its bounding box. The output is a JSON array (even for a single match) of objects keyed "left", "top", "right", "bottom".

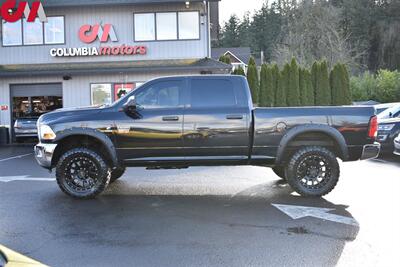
[{"left": 219, "top": 0, "right": 265, "bottom": 24}]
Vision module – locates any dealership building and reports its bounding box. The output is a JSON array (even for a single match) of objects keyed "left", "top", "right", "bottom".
[{"left": 0, "top": 0, "right": 228, "bottom": 141}]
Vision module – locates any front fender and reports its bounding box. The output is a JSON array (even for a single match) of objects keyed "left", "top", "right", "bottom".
[
  {"left": 54, "top": 127, "right": 119, "bottom": 168},
  {"left": 275, "top": 124, "right": 349, "bottom": 165}
]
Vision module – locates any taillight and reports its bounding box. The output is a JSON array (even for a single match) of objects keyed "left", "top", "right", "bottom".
[{"left": 368, "top": 115, "right": 378, "bottom": 139}]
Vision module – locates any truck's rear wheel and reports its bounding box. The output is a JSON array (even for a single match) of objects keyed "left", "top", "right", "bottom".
[
  {"left": 55, "top": 148, "right": 111, "bottom": 199},
  {"left": 110, "top": 167, "right": 126, "bottom": 183},
  {"left": 285, "top": 146, "right": 339, "bottom": 197}
]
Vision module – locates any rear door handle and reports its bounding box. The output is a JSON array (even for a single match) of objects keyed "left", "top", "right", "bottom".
[
  {"left": 226, "top": 114, "right": 244, "bottom": 120},
  {"left": 162, "top": 116, "right": 179, "bottom": 122}
]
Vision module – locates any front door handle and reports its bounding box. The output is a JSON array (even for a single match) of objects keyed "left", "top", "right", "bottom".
[
  {"left": 226, "top": 114, "right": 244, "bottom": 120},
  {"left": 162, "top": 116, "right": 179, "bottom": 122}
]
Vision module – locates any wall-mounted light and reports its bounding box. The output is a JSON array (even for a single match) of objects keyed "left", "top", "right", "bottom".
[{"left": 185, "top": 1, "right": 190, "bottom": 9}]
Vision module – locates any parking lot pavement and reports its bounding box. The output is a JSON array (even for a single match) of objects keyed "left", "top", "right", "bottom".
[{"left": 0, "top": 146, "right": 399, "bottom": 267}]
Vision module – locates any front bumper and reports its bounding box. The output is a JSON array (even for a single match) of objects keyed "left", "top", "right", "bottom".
[
  {"left": 360, "top": 143, "right": 381, "bottom": 160},
  {"left": 394, "top": 137, "right": 400, "bottom": 156},
  {"left": 34, "top": 143, "right": 57, "bottom": 169}
]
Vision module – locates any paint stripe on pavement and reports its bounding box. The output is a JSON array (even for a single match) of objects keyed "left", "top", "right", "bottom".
[
  {"left": 0, "top": 176, "right": 55, "bottom": 183},
  {"left": 0, "top": 153, "right": 33, "bottom": 162}
]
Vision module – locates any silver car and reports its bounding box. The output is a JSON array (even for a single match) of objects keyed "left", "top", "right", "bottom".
[
  {"left": 14, "top": 117, "right": 39, "bottom": 141},
  {"left": 394, "top": 133, "right": 400, "bottom": 156}
]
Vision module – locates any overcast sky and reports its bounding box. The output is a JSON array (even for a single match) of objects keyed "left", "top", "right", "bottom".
[{"left": 219, "top": 0, "right": 265, "bottom": 24}]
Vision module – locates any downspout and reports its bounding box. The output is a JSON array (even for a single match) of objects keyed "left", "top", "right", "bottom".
[{"left": 205, "top": 1, "right": 211, "bottom": 58}]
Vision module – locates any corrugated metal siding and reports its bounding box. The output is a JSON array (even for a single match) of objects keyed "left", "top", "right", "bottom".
[{"left": 0, "top": 3, "right": 208, "bottom": 65}]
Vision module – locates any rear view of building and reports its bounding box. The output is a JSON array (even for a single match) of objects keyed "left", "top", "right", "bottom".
[{"left": 0, "top": 0, "right": 228, "bottom": 142}]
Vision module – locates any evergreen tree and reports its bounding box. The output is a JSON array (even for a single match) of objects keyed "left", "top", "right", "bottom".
[
  {"left": 303, "top": 69, "right": 315, "bottom": 106},
  {"left": 233, "top": 66, "right": 246, "bottom": 76},
  {"left": 259, "top": 64, "right": 268, "bottom": 106},
  {"left": 277, "top": 63, "right": 290, "bottom": 107},
  {"left": 219, "top": 55, "right": 231, "bottom": 65},
  {"left": 299, "top": 68, "right": 306, "bottom": 105},
  {"left": 330, "top": 64, "right": 341, "bottom": 105},
  {"left": 265, "top": 65, "right": 275, "bottom": 107},
  {"left": 271, "top": 64, "right": 280, "bottom": 106},
  {"left": 340, "top": 63, "right": 352, "bottom": 105},
  {"left": 311, "top": 61, "right": 319, "bottom": 104},
  {"left": 247, "top": 57, "right": 259, "bottom": 104},
  {"left": 287, "top": 58, "right": 300, "bottom": 106},
  {"left": 315, "top": 60, "right": 331, "bottom": 105}
]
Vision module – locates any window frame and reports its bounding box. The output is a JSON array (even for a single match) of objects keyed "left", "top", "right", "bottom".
[
  {"left": 133, "top": 10, "right": 201, "bottom": 42},
  {"left": 1, "top": 15, "right": 66, "bottom": 47}
]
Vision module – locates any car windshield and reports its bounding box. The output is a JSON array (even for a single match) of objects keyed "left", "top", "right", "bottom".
[{"left": 378, "top": 104, "right": 400, "bottom": 120}]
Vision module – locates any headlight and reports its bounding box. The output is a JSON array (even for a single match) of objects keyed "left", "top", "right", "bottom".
[
  {"left": 378, "top": 124, "right": 395, "bottom": 131},
  {"left": 39, "top": 124, "right": 56, "bottom": 140}
]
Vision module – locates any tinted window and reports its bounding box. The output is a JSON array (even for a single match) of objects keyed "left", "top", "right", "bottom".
[
  {"left": 190, "top": 79, "right": 236, "bottom": 108},
  {"left": 136, "top": 80, "right": 182, "bottom": 108}
]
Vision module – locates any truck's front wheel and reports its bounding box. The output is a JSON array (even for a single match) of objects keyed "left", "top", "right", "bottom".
[
  {"left": 55, "top": 148, "right": 111, "bottom": 199},
  {"left": 110, "top": 167, "right": 126, "bottom": 183},
  {"left": 285, "top": 146, "right": 340, "bottom": 197},
  {"left": 272, "top": 166, "right": 286, "bottom": 181}
]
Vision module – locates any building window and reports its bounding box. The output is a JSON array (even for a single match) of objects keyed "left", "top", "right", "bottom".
[
  {"left": 91, "top": 84, "right": 112, "bottom": 106},
  {"left": 114, "top": 84, "right": 135, "bottom": 101},
  {"left": 178, "top": 12, "right": 200, "bottom": 40},
  {"left": 2, "top": 16, "right": 64, "bottom": 46},
  {"left": 23, "top": 18, "right": 43, "bottom": 45},
  {"left": 134, "top": 13, "right": 155, "bottom": 41},
  {"left": 45, "top": 16, "right": 65, "bottom": 44},
  {"left": 156, "top": 12, "right": 177, "bottom": 40},
  {"left": 2, "top": 20, "right": 22, "bottom": 46},
  {"left": 134, "top": 11, "right": 199, "bottom": 41},
  {"left": 91, "top": 83, "right": 143, "bottom": 105}
]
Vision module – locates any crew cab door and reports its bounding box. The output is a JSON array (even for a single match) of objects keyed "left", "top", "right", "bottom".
[
  {"left": 183, "top": 77, "right": 251, "bottom": 161},
  {"left": 114, "top": 79, "right": 185, "bottom": 162}
]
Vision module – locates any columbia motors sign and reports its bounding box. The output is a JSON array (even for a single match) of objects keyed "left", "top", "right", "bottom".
[
  {"left": 0, "top": 1, "right": 147, "bottom": 58},
  {"left": 50, "top": 23, "right": 147, "bottom": 57}
]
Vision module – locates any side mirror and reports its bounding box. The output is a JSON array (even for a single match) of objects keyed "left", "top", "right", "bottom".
[{"left": 123, "top": 96, "right": 137, "bottom": 112}]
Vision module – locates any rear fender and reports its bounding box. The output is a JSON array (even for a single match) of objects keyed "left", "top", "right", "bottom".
[{"left": 275, "top": 124, "right": 349, "bottom": 165}]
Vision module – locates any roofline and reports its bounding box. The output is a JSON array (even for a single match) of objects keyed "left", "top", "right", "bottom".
[{"left": 224, "top": 51, "right": 246, "bottom": 65}]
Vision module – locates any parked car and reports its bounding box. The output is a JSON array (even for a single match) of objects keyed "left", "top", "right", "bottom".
[
  {"left": 394, "top": 133, "right": 400, "bottom": 156},
  {"left": 374, "top": 102, "right": 400, "bottom": 114},
  {"left": 14, "top": 116, "right": 39, "bottom": 142},
  {"left": 34, "top": 75, "right": 379, "bottom": 199},
  {"left": 377, "top": 103, "right": 400, "bottom": 121},
  {"left": 377, "top": 104, "right": 400, "bottom": 154}
]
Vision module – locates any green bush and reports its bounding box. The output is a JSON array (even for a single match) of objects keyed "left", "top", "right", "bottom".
[
  {"left": 259, "top": 64, "right": 268, "bottom": 106},
  {"left": 271, "top": 64, "right": 281, "bottom": 106},
  {"left": 233, "top": 66, "right": 246, "bottom": 76},
  {"left": 219, "top": 55, "right": 231, "bottom": 64},
  {"left": 350, "top": 70, "right": 400, "bottom": 103},
  {"left": 300, "top": 68, "right": 314, "bottom": 106},
  {"left": 330, "top": 63, "right": 352, "bottom": 105}
]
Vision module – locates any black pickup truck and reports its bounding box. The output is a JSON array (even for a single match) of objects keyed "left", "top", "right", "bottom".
[{"left": 34, "top": 75, "right": 380, "bottom": 199}]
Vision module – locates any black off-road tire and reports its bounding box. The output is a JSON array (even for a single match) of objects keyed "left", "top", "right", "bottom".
[
  {"left": 272, "top": 166, "right": 286, "bottom": 181},
  {"left": 110, "top": 167, "right": 126, "bottom": 183},
  {"left": 56, "top": 148, "right": 111, "bottom": 199},
  {"left": 285, "top": 146, "right": 340, "bottom": 197}
]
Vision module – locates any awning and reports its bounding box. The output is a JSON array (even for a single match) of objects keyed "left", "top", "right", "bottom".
[{"left": 0, "top": 58, "right": 231, "bottom": 78}]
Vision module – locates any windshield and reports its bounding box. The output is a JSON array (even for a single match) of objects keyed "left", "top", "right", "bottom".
[{"left": 378, "top": 104, "right": 400, "bottom": 120}]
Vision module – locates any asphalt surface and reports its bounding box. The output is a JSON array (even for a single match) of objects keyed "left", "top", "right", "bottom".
[{"left": 0, "top": 145, "right": 399, "bottom": 267}]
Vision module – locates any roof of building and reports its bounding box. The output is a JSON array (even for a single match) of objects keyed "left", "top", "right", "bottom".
[
  {"left": 0, "top": 58, "right": 231, "bottom": 77},
  {"left": 211, "top": 47, "right": 261, "bottom": 66},
  {"left": 26, "top": 0, "right": 219, "bottom": 7}
]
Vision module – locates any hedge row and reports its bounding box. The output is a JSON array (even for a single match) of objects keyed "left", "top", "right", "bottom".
[{"left": 245, "top": 58, "right": 352, "bottom": 107}]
